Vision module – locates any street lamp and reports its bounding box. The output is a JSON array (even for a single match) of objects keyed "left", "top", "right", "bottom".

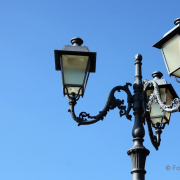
[
  {"left": 54, "top": 37, "right": 96, "bottom": 97},
  {"left": 153, "top": 18, "right": 180, "bottom": 82},
  {"left": 54, "top": 37, "right": 180, "bottom": 180},
  {"left": 146, "top": 71, "right": 178, "bottom": 126}
]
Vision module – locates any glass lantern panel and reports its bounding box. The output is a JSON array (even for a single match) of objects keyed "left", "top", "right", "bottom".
[
  {"left": 146, "top": 88, "right": 166, "bottom": 124},
  {"left": 62, "top": 55, "right": 89, "bottom": 85},
  {"left": 149, "top": 103, "right": 164, "bottom": 117},
  {"left": 146, "top": 88, "right": 166, "bottom": 101},
  {"left": 64, "top": 64, "right": 90, "bottom": 96},
  {"left": 83, "top": 65, "right": 90, "bottom": 90},
  {"left": 151, "top": 117, "right": 166, "bottom": 125},
  {"left": 165, "top": 112, "right": 171, "bottom": 122},
  {"left": 64, "top": 86, "right": 83, "bottom": 95},
  {"left": 162, "top": 35, "right": 180, "bottom": 77},
  {"left": 172, "top": 69, "right": 180, "bottom": 77},
  {"left": 164, "top": 89, "right": 173, "bottom": 122},
  {"left": 166, "top": 89, "right": 173, "bottom": 105}
]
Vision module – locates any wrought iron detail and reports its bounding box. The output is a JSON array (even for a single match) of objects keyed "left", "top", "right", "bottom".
[
  {"left": 143, "top": 80, "right": 180, "bottom": 113},
  {"left": 67, "top": 83, "right": 133, "bottom": 126},
  {"left": 145, "top": 113, "right": 162, "bottom": 150}
]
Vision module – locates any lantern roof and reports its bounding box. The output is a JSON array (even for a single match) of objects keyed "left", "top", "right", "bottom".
[
  {"left": 54, "top": 37, "right": 96, "bottom": 72},
  {"left": 150, "top": 71, "right": 179, "bottom": 99},
  {"left": 153, "top": 18, "right": 180, "bottom": 49}
]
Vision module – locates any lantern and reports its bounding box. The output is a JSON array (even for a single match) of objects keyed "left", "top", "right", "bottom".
[
  {"left": 146, "top": 71, "right": 178, "bottom": 125},
  {"left": 153, "top": 18, "right": 180, "bottom": 79},
  {"left": 54, "top": 37, "right": 96, "bottom": 97}
]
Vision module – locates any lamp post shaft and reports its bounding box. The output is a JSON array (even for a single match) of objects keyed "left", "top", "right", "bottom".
[{"left": 127, "top": 54, "right": 150, "bottom": 180}]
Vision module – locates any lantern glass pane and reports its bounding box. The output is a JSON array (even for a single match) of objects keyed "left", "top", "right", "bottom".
[
  {"left": 165, "top": 112, "right": 171, "bottom": 122},
  {"left": 164, "top": 89, "right": 173, "bottom": 122},
  {"left": 162, "top": 35, "right": 180, "bottom": 77},
  {"left": 64, "top": 65, "right": 90, "bottom": 95},
  {"left": 149, "top": 103, "right": 164, "bottom": 118},
  {"left": 166, "top": 89, "right": 174, "bottom": 105},
  {"left": 65, "top": 87, "right": 83, "bottom": 95},
  {"left": 151, "top": 117, "right": 166, "bottom": 125},
  {"left": 146, "top": 88, "right": 166, "bottom": 124},
  {"left": 83, "top": 68, "right": 90, "bottom": 90},
  {"left": 172, "top": 69, "right": 180, "bottom": 77},
  {"left": 62, "top": 55, "right": 89, "bottom": 85}
]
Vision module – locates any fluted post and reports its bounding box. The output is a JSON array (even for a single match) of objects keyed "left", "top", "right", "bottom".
[{"left": 127, "top": 54, "right": 150, "bottom": 180}]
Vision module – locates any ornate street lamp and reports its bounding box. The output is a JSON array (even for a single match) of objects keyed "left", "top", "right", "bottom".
[
  {"left": 54, "top": 38, "right": 180, "bottom": 180},
  {"left": 153, "top": 18, "right": 180, "bottom": 82},
  {"left": 145, "top": 71, "right": 178, "bottom": 126},
  {"left": 54, "top": 37, "right": 96, "bottom": 97},
  {"left": 143, "top": 71, "right": 179, "bottom": 150}
]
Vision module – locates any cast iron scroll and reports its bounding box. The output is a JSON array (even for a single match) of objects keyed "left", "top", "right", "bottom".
[
  {"left": 67, "top": 83, "right": 133, "bottom": 126},
  {"left": 143, "top": 80, "right": 180, "bottom": 113}
]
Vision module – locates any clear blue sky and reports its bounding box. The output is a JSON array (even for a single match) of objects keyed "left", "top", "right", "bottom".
[{"left": 0, "top": 0, "right": 180, "bottom": 179}]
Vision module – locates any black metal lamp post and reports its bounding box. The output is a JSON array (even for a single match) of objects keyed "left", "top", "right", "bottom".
[
  {"left": 153, "top": 18, "right": 180, "bottom": 82},
  {"left": 54, "top": 37, "right": 180, "bottom": 180}
]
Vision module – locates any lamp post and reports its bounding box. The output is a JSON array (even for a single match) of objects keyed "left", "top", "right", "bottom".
[{"left": 54, "top": 37, "right": 180, "bottom": 180}]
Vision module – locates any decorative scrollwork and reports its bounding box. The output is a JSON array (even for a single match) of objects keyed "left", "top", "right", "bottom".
[
  {"left": 143, "top": 80, "right": 180, "bottom": 113},
  {"left": 67, "top": 83, "right": 133, "bottom": 126},
  {"left": 145, "top": 113, "right": 162, "bottom": 150}
]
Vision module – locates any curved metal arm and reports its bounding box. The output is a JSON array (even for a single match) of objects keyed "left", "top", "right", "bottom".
[
  {"left": 143, "top": 80, "right": 180, "bottom": 113},
  {"left": 67, "top": 83, "right": 133, "bottom": 126},
  {"left": 145, "top": 113, "right": 162, "bottom": 150}
]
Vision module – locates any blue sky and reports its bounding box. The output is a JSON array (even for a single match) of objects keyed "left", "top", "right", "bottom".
[{"left": 0, "top": 0, "right": 180, "bottom": 179}]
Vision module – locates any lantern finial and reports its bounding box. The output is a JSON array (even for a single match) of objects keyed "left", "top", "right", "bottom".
[
  {"left": 71, "top": 37, "right": 83, "bottom": 46},
  {"left": 135, "top": 54, "right": 142, "bottom": 61},
  {"left": 174, "top": 18, "right": 180, "bottom": 26},
  {"left": 152, "top": 71, "right": 163, "bottom": 80}
]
